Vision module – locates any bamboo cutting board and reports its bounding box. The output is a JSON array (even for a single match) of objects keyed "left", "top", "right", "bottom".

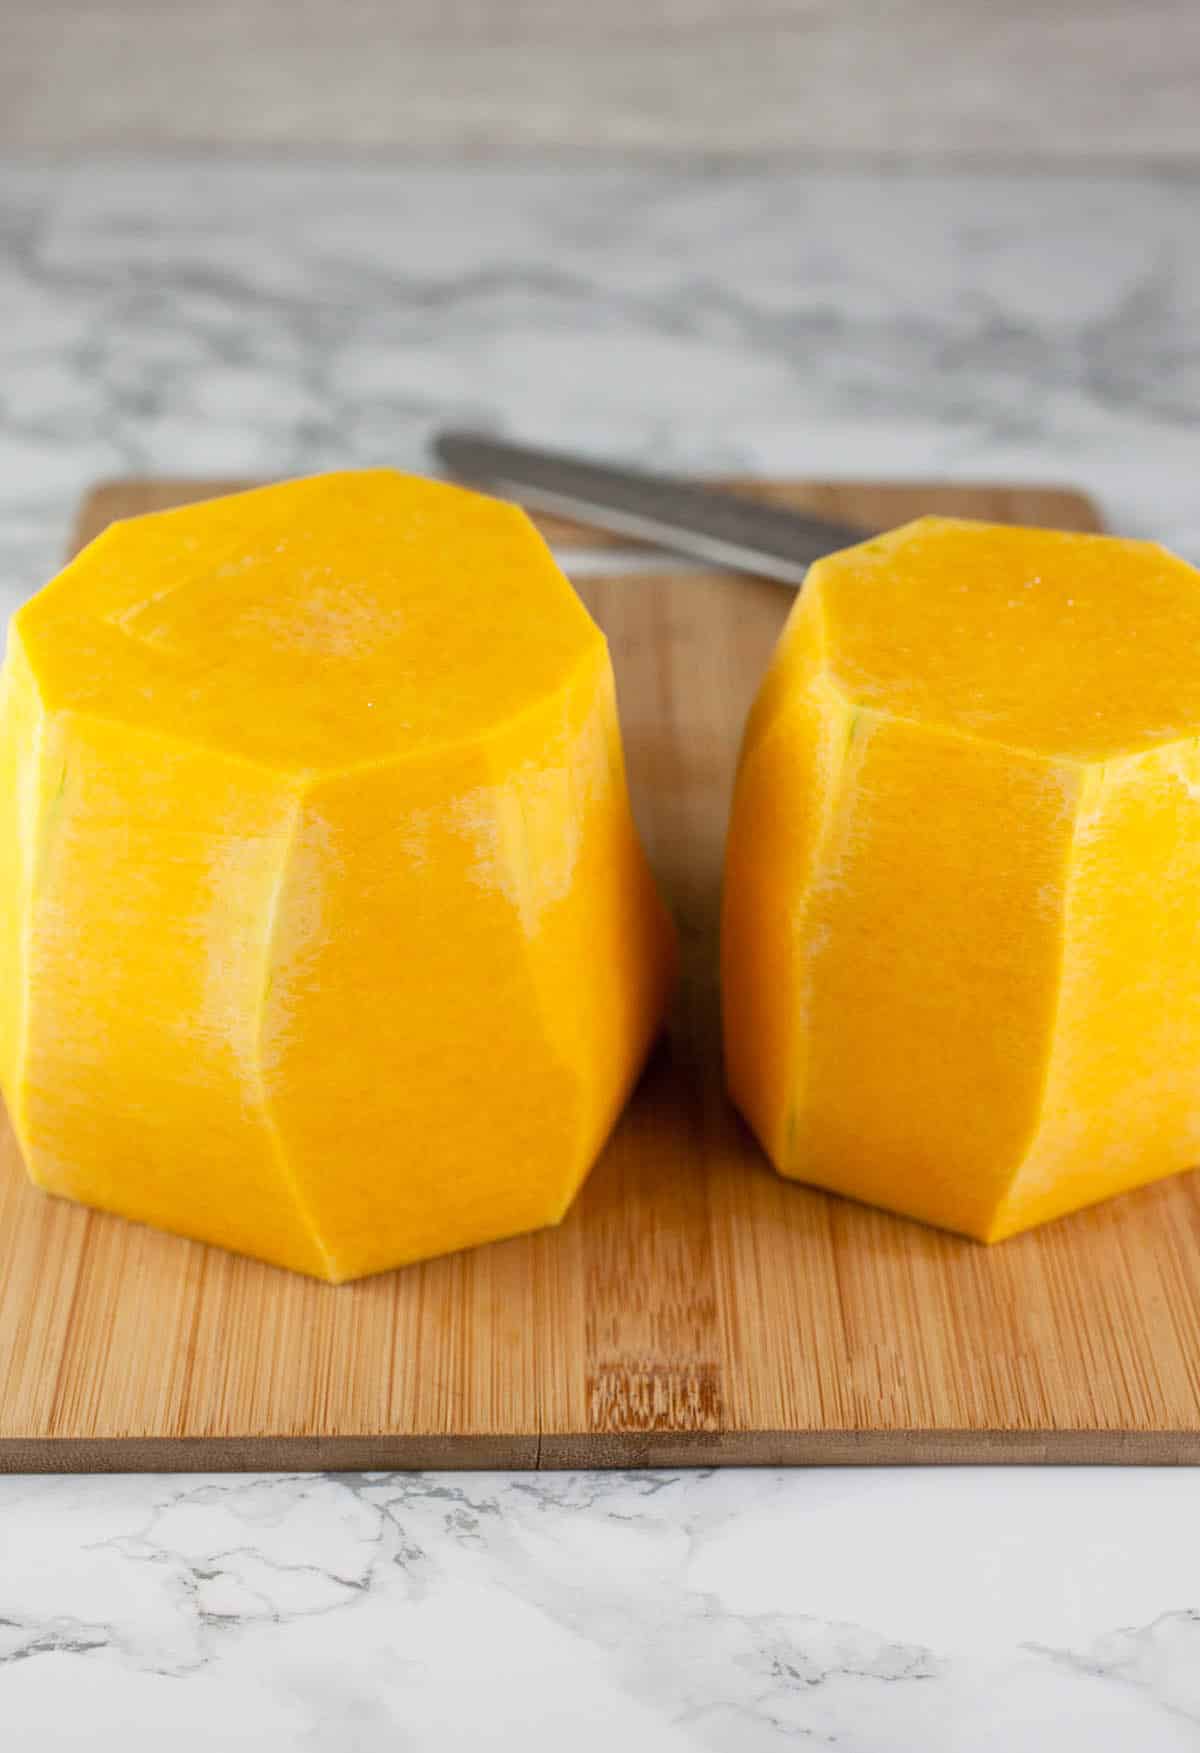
[{"left": 8, "top": 472, "right": 1200, "bottom": 1472}]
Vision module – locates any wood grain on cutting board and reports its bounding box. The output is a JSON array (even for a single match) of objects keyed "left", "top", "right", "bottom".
[{"left": 10, "top": 473, "right": 1200, "bottom": 1472}]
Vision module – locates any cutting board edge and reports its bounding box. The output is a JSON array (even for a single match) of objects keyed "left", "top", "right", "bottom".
[{"left": 3, "top": 1428, "right": 1198, "bottom": 1474}]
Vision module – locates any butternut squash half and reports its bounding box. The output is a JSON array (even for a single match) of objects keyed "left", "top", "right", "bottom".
[
  {"left": 0, "top": 471, "right": 676, "bottom": 1280},
  {"left": 723, "top": 516, "right": 1200, "bottom": 1241}
]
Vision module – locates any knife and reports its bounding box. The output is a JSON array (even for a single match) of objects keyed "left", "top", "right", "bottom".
[{"left": 432, "top": 430, "right": 870, "bottom": 588}]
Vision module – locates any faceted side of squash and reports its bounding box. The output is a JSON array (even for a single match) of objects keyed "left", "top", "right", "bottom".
[
  {"left": 990, "top": 739, "right": 1200, "bottom": 1239},
  {"left": 260, "top": 642, "right": 676, "bottom": 1282},
  {"left": 0, "top": 634, "right": 44, "bottom": 1138},
  {"left": 724, "top": 518, "right": 1200, "bottom": 1241},
  {"left": 1, "top": 470, "right": 676, "bottom": 1279},
  {"left": 725, "top": 657, "right": 1082, "bottom": 1241},
  {"left": 4, "top": 660, "right": 332, "bottom": 1277},
  {"left": 776, "top": 709, "right": 1082, "bottom": 1240},
  {"left": 721, "top": 585, "right": 850, "bottom": 1172}
]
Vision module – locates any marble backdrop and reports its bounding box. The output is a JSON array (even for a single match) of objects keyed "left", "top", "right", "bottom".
[
  {"left": 4, "top": 161, "right": 1200, "bottom": 616},
  {"left": 4, "top": 1466, "right": 1200, "bottom": 1750},
  {"left": 2, "top": 159, "right": 1200, "bottom": 1750}
]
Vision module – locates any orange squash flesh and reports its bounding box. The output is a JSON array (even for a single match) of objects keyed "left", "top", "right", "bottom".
[
  {"left": 0, "top": 470, "right": 677, "bottom": 1280},
  {"left": 722, "top": 516, "right": 1200, "bottom": 1241}
]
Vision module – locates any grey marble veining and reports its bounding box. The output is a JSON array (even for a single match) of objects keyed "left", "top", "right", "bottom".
[
  {"left": 4, "top": 160, "right": 1200, "bottom": 620},
  {"left": 4, "top": 1466, "right": 1200, "bottom": 1749},
  {"left": 3, "top": 158, "right": 1200, "bottom": 1750}
]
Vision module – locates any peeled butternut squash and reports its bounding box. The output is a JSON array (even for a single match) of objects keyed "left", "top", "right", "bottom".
[
  {"left": 0, "top": 470, "right": 676, "bottom": 1280},
  {"left": 723, "top": 516, "right": 1200, "bottom": 1241}
]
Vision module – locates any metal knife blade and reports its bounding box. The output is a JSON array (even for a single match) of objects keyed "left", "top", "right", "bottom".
[{"left": 432, "top": 430, "right": 870, "bottom": 588}]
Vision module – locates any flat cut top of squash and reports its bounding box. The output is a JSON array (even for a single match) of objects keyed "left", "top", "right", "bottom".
[
  {"left": 801, "top": 517, "right": 1200, "bottom": 763},
  {"left": 16, "top": 469, "right": 602, "bottom": 775}
]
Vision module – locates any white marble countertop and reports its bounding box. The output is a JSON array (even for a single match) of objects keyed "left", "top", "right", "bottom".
[{"left": 3, "top": 157, "right": 1200, "bottom": 1749}]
